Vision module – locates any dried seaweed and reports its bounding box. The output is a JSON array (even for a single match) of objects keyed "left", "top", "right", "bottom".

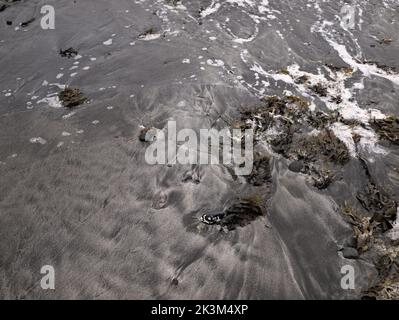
[
  {"left": 58, "top": 87, "right": 87, "bottom": 108},
  {"left": 371, "top": 116, "right": 399, "bottom": 145}
]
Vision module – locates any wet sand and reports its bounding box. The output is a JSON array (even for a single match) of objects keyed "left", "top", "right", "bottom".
[{"left": 0, "top": 0, "right": 398, "bottom": 299}]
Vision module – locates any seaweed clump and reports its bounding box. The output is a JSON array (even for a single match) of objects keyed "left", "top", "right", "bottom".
[
  {"left": 239, "top": 95, "right": 310, "bottom": 156},
  {"left": 239, "top": 95, "right": 351, "bottom": 189},
  {"left": 59, "top": 47, "right": 78, "bottom": 58},
  {"left": 221, "top": 199, "right": 264, "bottom": 231},
  {"left": 342, "top": 203, "right": 376, "bottom": 253},
  {"left": 240, "top": 95, "right": 310, "bottom": 133},
  {"left": 356, "top": 183, "right": 397, "bottom": 232},
  {"left": 200, "top": 198, "right": 264, "bottom": 231},
  {"left": 309, "top": 83, "right": 328, "bottom": 97},
  {"left": 58, "top": 87, "right": 87, "bottom": 108},
  {"left": 341, "top": 185, "right": 398, "bottom": 300},
  {"left": 371, "top": 116, "right": 399, "bottom": 145},
  {"left": 291, "top": 130, "right": 350, "bottom": 166},
  {"left": 285, "top": 130, "right": 350, "bottom": 189},
  {"left": 361, "top": 233, "right": 399, "bottom": 300}
]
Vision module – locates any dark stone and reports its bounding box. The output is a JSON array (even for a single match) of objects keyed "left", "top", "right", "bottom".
[
  {"left": 341, "top": 247, "right": 359, "bottom": 259},
  {"left": 288, "top": 161, "right": 304, "bottom": 173}
]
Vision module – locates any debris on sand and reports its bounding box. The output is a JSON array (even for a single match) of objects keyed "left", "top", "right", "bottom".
[
  {"left": 0, "top": 0, "right": 22, "bottom": 13},
  {"left": 138, "top": 27, "right": 158, "bottom": 39},
  {"left": 379, "top": 37, "right": 393, "bottom": 45},
  {"left": 285, "top": 130, "right": 349, "bottom": 189},
  {"left": 139, "top": 127, "right": 159, "bottom": 142},
  {"left": 309, "top": 82, "right": 328, "bottom": 97},
  {"left": 20, "top": 18, "right": 35, "bottom": 28},
  {"left": 279, "top": 68, "right": 290, "bottom": 75},
  {"left": 357, "top": 183, "right": 397, "bottom": 232},
  {"left": 200, "top": 212, "right": 225, "bottom": 225},
  {"left": 308, "top": 164, "right": 335, "bottom": 190},
  {"left": 341, "top": 197, "right": 399, "bottom": 300},
  {"left": 342, "top": 203, "right": 376, "bottom": 253},
  {"left": 325, "top": 64, "right": 354, "bottom": 75},
  {"left": 239, "top": 95, "right": 310, "bottom": 142},
  {"left": 221, "top": 199, "right": 264, "bottom": 230},
  {"left": 59, "top": 47, "right": 79, "bottom": 58},
  {"left": 261, "top": 95, "right": 310, "bottom": 118},
  {"left": 294, "top": 74, "right": 310, "bottom": 85},
  {"left": 306, "top": 110, "right": 340, "bottom": 129},
  {"left": 290, "top": 130, "right": 350, "bottom": 166},
  {"left": 239, "top": 95, "right": 351, "bottom": 189},
  {"left": 200, "top": 198, "right": 264, "bottom": 231},
  {"left": 371, "top": 116, "right": 399, "bottom": 145},
  {"left": 330, "top": 95, "right": 343, "bottom": 104},
  {"left": 363, "top": 248, "right": 399, "bottom": 300},
  {"left": 0, "top": 4, "right": 8, "bottom": 12},
  {"left": 58, "top": 87, "right": 87, "bottom": 108},
  {"left": 165, "top": 0, "right": 179, "bottom": 6},
  {"left": 240, "top": 95, "right": 309, "bottom": 132},
  {"left": 364, "top": 277, "right": 399, "bottom": 300},
  {"left": 363, "top": 61, "right": 399, "bottom": 75}
]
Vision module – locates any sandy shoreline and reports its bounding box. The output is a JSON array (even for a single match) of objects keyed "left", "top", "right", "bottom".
[{"left": 0, "top": 0, "right": 398, "bottom": 299}]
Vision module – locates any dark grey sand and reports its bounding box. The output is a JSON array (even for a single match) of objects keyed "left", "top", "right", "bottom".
[{"left": 0, "top": 0, "right": 398, "bottom": 299}]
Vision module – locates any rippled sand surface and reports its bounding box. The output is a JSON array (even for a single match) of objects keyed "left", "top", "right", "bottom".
[{"left": 0, "top": 0, "right": 398, "bottom": 299}]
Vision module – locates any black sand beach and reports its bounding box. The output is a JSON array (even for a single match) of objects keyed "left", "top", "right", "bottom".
[{"left": 0, "top": 0, "right": 398, "bottom": 299}]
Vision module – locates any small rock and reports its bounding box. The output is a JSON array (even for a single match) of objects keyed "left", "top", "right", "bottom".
[
  {"left": 171, "top": 278, "right": 179, "bottom": 286},
  {"left": 341, "top": 247, "right": 359, "bottom": 259},
  {"left": 288, "top": 160, "right": 304, "bottom": 173}
]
